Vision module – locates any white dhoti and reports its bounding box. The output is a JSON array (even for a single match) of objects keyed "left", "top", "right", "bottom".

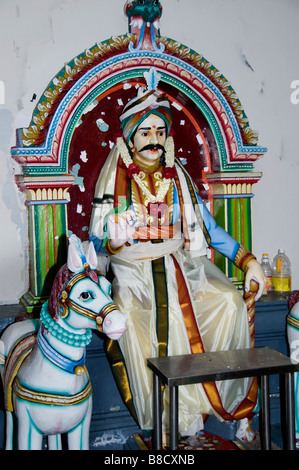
[{"left": 109, "top": 242, "right": 256, "bottom": 435}]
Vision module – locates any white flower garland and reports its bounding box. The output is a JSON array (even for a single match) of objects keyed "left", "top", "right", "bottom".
[{"left": 116, "top": 136, "right": 175, "bottom": 204}]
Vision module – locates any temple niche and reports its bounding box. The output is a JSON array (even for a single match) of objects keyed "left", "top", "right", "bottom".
[{"left": 11, "top": 1, "right": 266, "bottom": 313}]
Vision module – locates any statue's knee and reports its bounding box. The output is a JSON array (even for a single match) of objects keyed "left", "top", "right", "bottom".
[{"left": 225, "top": 288, "right": 245, "bottom": 313}]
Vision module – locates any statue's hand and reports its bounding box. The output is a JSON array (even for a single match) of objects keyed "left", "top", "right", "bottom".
[
  {"left": 108, "top": 210, "right": 139, "bottom": 250},
  {"left": 244, "top": 260, "right": 266, "bottom": 301}
]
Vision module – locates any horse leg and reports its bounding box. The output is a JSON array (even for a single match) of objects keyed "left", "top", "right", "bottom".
[
  {"left": 18, "top": 424, "right": 43, "bottom": 450},
  {"left": 67, "top": 400, "right": 92, "bottom": 450},
  {"left": 16, "top": 402, "right": 43, "bottom": 450},
  {"left": 48, "top": 434, "right": 62, "bottom": 450},
  {"left": 5, "top": 412, "right": 13, "bottom": 450}
]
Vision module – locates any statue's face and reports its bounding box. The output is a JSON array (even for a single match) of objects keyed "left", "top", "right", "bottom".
[{"left": 130, "top": 114, "right": 167, "bottom": 165}]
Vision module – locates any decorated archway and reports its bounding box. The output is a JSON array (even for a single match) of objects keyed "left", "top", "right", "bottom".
[{"left": 11, "top": 2, "right": 266, "bottom": 313}]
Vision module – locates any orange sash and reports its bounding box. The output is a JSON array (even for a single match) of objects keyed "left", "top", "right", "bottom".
[{"left": 171, "top": 254, "right": 258, "bottom": 420}]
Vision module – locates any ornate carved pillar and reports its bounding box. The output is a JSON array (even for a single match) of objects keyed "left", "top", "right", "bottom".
[
  {"left": 206, "top": 172, "right": 262, "bottom": 286},
  {"left": 16, "top": 175, "right": 74, "bottom": 313}
]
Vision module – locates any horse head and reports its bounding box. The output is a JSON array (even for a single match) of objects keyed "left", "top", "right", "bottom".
[{"left": 48, "top": 235, "right": 127, "bottom": 341}]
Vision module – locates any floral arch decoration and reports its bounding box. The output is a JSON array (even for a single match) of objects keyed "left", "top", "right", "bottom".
[{"left": 11, "top": 1, "right": 267, "bottom": 312}]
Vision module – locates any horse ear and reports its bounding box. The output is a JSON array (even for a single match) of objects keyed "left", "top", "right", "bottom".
[
  {"left": 67, "top": 240, "right": 84, "bottom": 273},
  {"left": 86, "top": 241, "right": 98, "bottom": 270}
]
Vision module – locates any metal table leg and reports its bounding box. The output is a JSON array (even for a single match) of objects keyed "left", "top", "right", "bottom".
[
  {"left": 285, "top": 372, "right": 296, "bottom": 450},
  {"left": 169, "top": 385, "right": 178, "bottom": 450},
  {"left": 153, "top": 374, "right": 162, "bottom": 450},
  {"left": 260, "top": 374, "right": 271, "bottom": 450}
]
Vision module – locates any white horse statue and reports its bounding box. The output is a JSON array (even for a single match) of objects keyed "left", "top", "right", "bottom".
[
  {"left": 287, "top": 290, "right": 299, "bottom": 446},
  {"left": 0, "top": 235, "right": 127, "bottom": 450}
]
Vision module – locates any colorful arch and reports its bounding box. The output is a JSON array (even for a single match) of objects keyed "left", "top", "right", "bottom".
[{"left": 11, "top": 31, "right": 266, "bottom": 311}]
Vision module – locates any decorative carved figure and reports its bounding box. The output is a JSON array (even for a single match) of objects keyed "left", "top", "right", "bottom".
[
  {"left": 125, "top": 0, "right": 163, "bottom": 52},
  {"left": 0, "top": 235, "right": 127, "bottom": 450}
]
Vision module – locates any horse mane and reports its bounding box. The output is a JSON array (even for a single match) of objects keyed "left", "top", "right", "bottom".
[
  {"left": 289, "top": 290, "right": 299, "bottom": 312},
  {"left": 48, "top": 264, "right": 99, "bottom": 320},
  {"left": 48, "top": 264, "right": 71, "bottom": 320}
]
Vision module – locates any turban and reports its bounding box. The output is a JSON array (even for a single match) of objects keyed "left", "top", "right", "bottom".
[{"left": 119, "top": 87, "right": 172, "bottom": 143}]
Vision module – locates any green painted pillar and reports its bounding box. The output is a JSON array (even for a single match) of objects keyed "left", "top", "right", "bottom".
[
  {"left": 16, "top": 175, "right": 74, "bottom": 314},
  {"left": 206, "top": 172, "right": 262, "bottom": 287}
]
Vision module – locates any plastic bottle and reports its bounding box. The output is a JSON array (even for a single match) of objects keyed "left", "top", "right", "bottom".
[
  {"left": 261, "top": 254, "right": 272, "bottom": 294},
  {"left": 272, "top": 249, "right": 291, "bottom": 293}
]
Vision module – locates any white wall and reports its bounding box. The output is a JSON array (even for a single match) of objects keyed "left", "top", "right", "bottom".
[{"left": 0, "top": 0, "right": 298, "bottom": 305}]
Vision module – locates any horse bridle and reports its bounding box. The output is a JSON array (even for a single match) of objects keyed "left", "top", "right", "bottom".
[{"left": 57, "top": 271, "right": 118, "bottom": 332}]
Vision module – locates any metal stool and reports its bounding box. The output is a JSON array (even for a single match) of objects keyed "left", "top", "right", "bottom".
[{"left": 147, "top": 347, "right": 299, "bottom": 450}]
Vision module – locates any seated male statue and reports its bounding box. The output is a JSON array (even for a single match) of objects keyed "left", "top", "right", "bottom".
[{"left": 89, "top": 68, "right": 266, "bottom": 439}]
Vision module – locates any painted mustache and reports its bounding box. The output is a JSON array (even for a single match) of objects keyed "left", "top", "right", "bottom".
[{"left": 138, "top": 144, "right": 165, "bottom": 153}]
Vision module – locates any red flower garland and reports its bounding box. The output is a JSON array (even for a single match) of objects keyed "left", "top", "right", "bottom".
[
  {"left": 162, "top": 166, "right": 176, "bottom": 179},
  {"left": 127, "top": 163, "right": 141, "bottom": 178}
]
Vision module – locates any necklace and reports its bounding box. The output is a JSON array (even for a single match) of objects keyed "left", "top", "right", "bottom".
[
  {"left": 37, "top": 328, "right": 86, "bottom": 376},
  {"left": 117, "top": 137, "right": 175, "bottom": 205},
  {"left": 40, "top": 301, "right": 92, "bottom": 347}
]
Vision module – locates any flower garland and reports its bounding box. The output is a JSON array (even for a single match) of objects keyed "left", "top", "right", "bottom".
[{"left": 116, "top": 137, "right": 176, "bottom": 205}]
